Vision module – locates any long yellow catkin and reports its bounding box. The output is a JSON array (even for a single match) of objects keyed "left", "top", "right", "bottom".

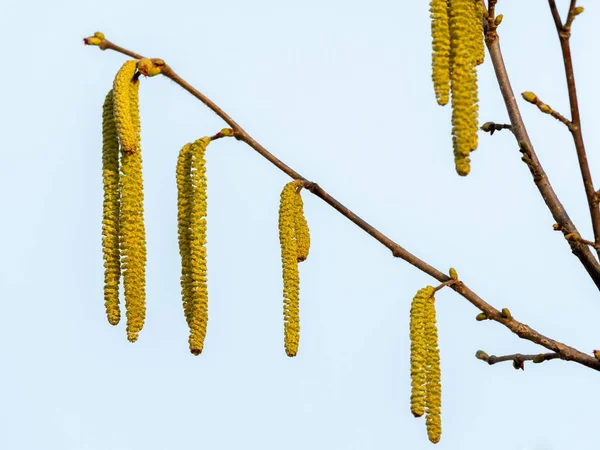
[
  {"left": 187, "top": 137, "right": 211, "bottom": 355},
  {"left": 449, "top": 0, "right": 480, "bottom": 176},
  {"left": 424, "top": 294, "right": 442, "bottom": 444},
  {"left": 113, "top": 60, "right": 139, "bottom": 155},
  {"left": 430, "top": 0, "right": 451, "bottom": 106},
  {"left": 292, "top": 181, "right": 310, "bottom": 262},
  {"left": 119, "top": 74, "right": 147, "bottom": 343},
  {"left": 471, "top": 0, "right": 485, "bottom": 66},
  {"left": 279, "top": 182, "right": 301, "bottom": 357},
  {"left": 409, "top": 286, "right": 433, "bottom": 418},
  {"left": 176, "top": 143, "right": 194, "bottom": 328},
  {"left": 101, "top": 89, "right": 121, "bottom": 326}
]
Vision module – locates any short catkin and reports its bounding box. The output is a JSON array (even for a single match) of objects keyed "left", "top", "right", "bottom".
[
  {"left": 101, "top": 89, "right": 121, "bottom": 326},
  {"left": 118, "top": 73, "right": 147, "bottom": 343},
  {"left": 292, "top": 182, "right": 310, "bottom": 262},
  {"left": 279, "top": 181, "right": 302, "bottom": 357},
  {"left": 113, "top": 60, "right": 139, "bottom": 155}
]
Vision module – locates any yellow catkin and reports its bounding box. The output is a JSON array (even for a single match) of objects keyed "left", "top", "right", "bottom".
[
  {"left": 449, "top": 0, "right": 480, "bottom": 176},
  {"left": 409, "top": 286, "right": 434, "bottom": 418},
  {"left": 430, "top": 0, "right": 451, "bottom": 106},
  {"left": 187, "top": 137, "right": 211, "bottom": 355},
  {"left": 279, "top": 182, "right": 301, "bottom": 357},
  {"left": 472, "top": 0, "right": 485, "bottom": 66},
  {"left": 176, "top": 143, "right": 194, "bottom": 328},
  {"left": 292, "top": 181, "right": 310, "bottom": 262},
  {"left": 119, "top": 75, "right": 147, "bottom": 343},
  {"left": 424, "top": 293, "right": 442, "bottom": 444},
  {"left": 101, "top": 89, "right": 121, "bottom": 326},
  {"left": 113, "top": 60, "right": 139, "bottom": 155}
]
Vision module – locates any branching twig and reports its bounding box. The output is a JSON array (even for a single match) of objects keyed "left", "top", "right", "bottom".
[
  {"left": 547, "top": 0, "right": 600, "bottom": 258},
  {"left": 476, "top": 350, "right": 561, "bottom": 369},
  {"left": 482, "top": 1, "right": 600, "bottom": 290},
  {"left": 481, "top": 121, "right": 512, "bottom": 135},
  {"left": 85, "top": 36, "right": 600, "bottom": 371}
]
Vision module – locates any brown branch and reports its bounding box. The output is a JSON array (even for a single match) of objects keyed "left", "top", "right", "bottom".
[
  {"left": 481, "top": 5, "right": 600, "bottom": 290},
  {"left": 84, "top": 36, "right": 600, "bottom": 371},
  {"left": 476, "top": 351, "right": 561, "bottom": 369},
  {"left": 547, "top": 0, "right": 600, "bottom": 259}
]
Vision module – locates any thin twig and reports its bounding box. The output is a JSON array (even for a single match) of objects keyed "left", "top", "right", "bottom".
[
  {"left": 547, "top": 0, "right": 600, "bottom": 259},
  {"left": 481, "top": 2, "right": 600, "bottom": 290},
  {"left": 85, "top": 37, "right": 600, "bottom": 371},
  {"left": 477, "top": 351, "right": 561, "bottom": 369}
]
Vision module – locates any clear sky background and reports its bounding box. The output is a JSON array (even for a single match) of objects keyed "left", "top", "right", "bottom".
[{"left": 1, "top": 1, "right": 599, "bottom": 449}]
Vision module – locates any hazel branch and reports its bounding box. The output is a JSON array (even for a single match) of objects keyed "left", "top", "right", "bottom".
[
  {"left": 521, "top": 91, "right": 572, "bottom": 129},
  {"left": 481, "top": 3, "right": 600, "bottom": 290},
  {"left": 84, "top": 34, "right": 600, "bottom": 371},
  {"left": 480, "top": 121, "right": 512, "bottom": 136},
  {"left": 547, "top": 1, "right": 600, "bottom": 258},
  {"left": 476, "top": 350, "right": 561, "bottom": 369}
]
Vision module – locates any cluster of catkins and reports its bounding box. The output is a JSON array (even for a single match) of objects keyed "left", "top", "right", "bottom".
[
  {"left": 100, "top": 55, "right": 313, "bottom": 355},
  {"left": 409, "top": 286, "right": 442, "bottom": 444},
  {"left": 101, "top": 58, "right": 150, "bottom": 342},
  {"left": 430, "top": 0, "right": 484, "bottom": 176}
]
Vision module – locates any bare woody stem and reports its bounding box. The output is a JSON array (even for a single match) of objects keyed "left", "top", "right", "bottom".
[
  {"left": 481, "top": 5, "right": 600, "bottom": 290},
  {"left": 479, "top": 352, "right": 561, "bottom": 366},
  {"left": 547, "top": 0, "right": 600, "bottom": 258},
  {"left": 90, "top": 38, "right": 600, "bottom": 371}
]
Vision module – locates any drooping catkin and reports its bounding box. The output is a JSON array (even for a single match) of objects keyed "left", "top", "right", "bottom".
[
  {"left": 449, "top": 0, "right": 480, "bottom": 176},
  {"left": 101, "top": 89, "right": 121, "bottom": 326},
  {"left": 119, "top": 75, "right": 147, "bottom": 343},
  {"left": 424, "top": 294, "right": 442, "bottom": 444},
  {"left": 279, "top": 182, "right": 301, "bottom": 357},
  {"left": 292, "top": 181, "right": 310, "bottom": 262},
  {"left": 176, "top": 143, "right": 194, "bottom": 328},
  {"left": 187, "top": 137, "right": 211, "bottom": 355},
  {"left": 113, "top": 60, "right": 139, "bottom": 155},
  {"left": 430, "top": 0, "right": 451, "bottom": 106},
  {"left": 409, "top": 286, "right": 433, "bottom": 418},
  {"left": 471, "top": 0, "right": 485, "bottom": 66}
]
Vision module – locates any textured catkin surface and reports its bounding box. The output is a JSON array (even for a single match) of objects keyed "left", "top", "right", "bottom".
[
  {"left": 101, "top": 89, "right": 121, "bottom": 326},
  {"left": 449, "top": 0, "right": 479, "bottom": 176},
  {"left": 430, "top": 0, "right": 451, "bottom": 106},
  {"left": 409, "top": 286, "right": 433, "bottom": 418},
  {"left": 279, "top": 182, "right": 301, "bottom": 357},
  {"left": 113, "top": 60, "right": 138, "bottom": 155},
  {"left": 424, "top": 295, "right": 442, "bottom": 444},
  {"left": 119, "top": 76, "right": 147, "bottom": 343},
  {"left": 292, "top": 182, "right": 310, "bottom": 263},
  {"left": 176, "top": 143, "right": 194, "bottom": 328},
  {"left": 187, "top": 137, "right": 211, "bottom": 356}
]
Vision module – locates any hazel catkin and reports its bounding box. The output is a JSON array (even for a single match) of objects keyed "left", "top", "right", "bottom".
[
  {"left": 279, "top": 182, "right": 302, "bottom": 357},
  {"left": 101, "top": 89, "right": 121, "bottom": 326},
  {"left": 119, "top": 74, "right": 147, "bottom": 343}
]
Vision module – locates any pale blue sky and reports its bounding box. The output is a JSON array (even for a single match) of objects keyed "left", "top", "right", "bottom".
[{"left": 1, "top": 1, "right": 600, "bottom": 449}]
